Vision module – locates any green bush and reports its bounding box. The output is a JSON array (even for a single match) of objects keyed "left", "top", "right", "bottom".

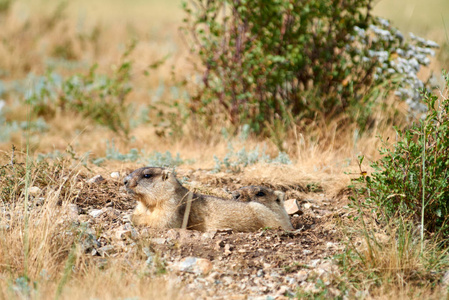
[
  {"left": 355, "top": 73, "right": 449, "bottom": 236},
  {"left": 181, "top": 0, "right": 437, "bottom": 133},
  {"left": 25, "top": 43, "right": 135, "bottom": 136}
]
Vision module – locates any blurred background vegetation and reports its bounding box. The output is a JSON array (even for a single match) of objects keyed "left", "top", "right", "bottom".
[{"left": 0, "top": 0, "right": 446, "bottom": 165}]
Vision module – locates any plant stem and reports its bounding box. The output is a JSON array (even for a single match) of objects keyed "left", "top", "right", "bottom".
[{"left": 421, "top": 123, "right": 426, "bottom": 253}]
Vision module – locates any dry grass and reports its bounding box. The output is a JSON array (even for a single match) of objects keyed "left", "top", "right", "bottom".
[
  {"left": 338, "top": 208, "right": 449, "bottom": 299},
  {"left": 0, "top": 158, "right": 183, "bottom": 299}
]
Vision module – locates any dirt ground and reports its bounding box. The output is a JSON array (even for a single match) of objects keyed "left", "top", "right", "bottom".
[{"left": 57, "top": 167, "right": 350, "bottom": 299}]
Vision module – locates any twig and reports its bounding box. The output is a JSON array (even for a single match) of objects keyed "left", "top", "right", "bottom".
[{"left": 182, "top": 192, "right": 193, "bottom": 229}]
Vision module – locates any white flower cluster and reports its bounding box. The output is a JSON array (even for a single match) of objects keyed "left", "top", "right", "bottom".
[{"left": 353, "top": 18, "right": 439, "bottom": 114}]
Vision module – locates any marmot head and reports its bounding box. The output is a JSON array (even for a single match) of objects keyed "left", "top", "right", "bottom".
[
  {"left": 124, "top": 167, "right": 179, "bottom": 207},
  {"left": 231, "top": 186, "right": 285, "bottom": 206},
  {"left": 232, "top": 185, "right": 292, "bottom": 230}
]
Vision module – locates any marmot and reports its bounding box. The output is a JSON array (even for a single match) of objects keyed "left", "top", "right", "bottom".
[
  {"left": 124, "top": 167, "right": 293, "bottom": 231},
  {"left": 231, "top": 186, "right": 293, "bottom": 230}
]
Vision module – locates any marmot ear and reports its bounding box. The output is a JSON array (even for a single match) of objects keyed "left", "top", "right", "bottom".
[
  {"left": 273, "top": 191, "right": 285, "bottom": 202},
  {"left": 231, "top": 191, "right": 241, "bottom": 200},
  {"left": 162, "top": 169, "right": 172, "bottom": 181}
]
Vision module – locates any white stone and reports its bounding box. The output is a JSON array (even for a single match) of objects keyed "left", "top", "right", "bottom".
[
  {"left": 151, "top": 238, "right": 166, "bottom": 245},
  {"left": 174, "top": 257, "right": 213, "bottom": 275},
  {"left": 110, "top": 172, "right": 120, "bottom": 178},
  {"left": 89, "top": 209, "right": 104, "bottom": 218},
  {"left": 28, "top": 186, "right": 42, "bottom": 196}
]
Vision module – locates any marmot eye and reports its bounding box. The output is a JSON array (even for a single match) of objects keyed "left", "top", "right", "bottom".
[
  {"left": 256, "top": 191, "right": 265, "bottom": 197},
  {"left": 143, "top": 174, "right": 152, "bottom": 179}
]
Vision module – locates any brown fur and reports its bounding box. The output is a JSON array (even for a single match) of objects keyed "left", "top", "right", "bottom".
[
  {"left": 231, "top": 186, "right": 293, "bottom": 230},
  {"left": 124, "top": 167, "right": 293, "bottom": 231}
]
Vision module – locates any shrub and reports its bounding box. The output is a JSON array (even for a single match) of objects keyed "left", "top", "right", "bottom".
[
  {"left": 92, "top": 139, "right": 186, "bottom": 167},
  {"left": 354, "top": 73, "right": 449, "bottom": 237},
  {"left": 181, "top": 0, "right": 437, "bottom": 133},
  {"left": 25, "top": 42, "right": 135, "bottom": 136},
  {"left": 212, "top": 143, "right": 291, "bottom": 173}
]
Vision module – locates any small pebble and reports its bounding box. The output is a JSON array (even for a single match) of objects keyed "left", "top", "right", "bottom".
[
  {"left": 110, "top": 172, "right": 120, "bottom": 178},
  {"left": 89, "top": 209, "right": 104, "bottom": 218},
  {"left": 28, "top": 186, "right": 42, "bottom": 196},
  {"left": 87, "top": 175, "right": 105, "bottom": 184}
]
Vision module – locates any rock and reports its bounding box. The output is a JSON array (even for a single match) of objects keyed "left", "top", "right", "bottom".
[
  {"left": 110, "top": 172, "right": 120, "bottom": 178},
  {"left": 222, "top": 276, "right": 233, "bottom": 285},
  {"left": 309, "top": 259, "right": 321, "bottom": 268},
  {"left": 276, "top": 285, "right": 292, "bottom": 297},
  {"left": 263, "top": 263, "right": 272, "bottom": 269},
  {"left": 67, "top": 204, "right": 79, "bottom": 219},
  {"left": 318, "top": 261, "right": 338, "bottom": 274},
  {"left": 123, "top": 223, "right": 138, "bottom": 238},
  {"left": 115, "top": 229, "right": 132, "bottom": 240},
  {"left": 326, "top": 242, "right": 335, "bottom": 248},
  {"left": 303, "top": 203, "right": 312, "bottom": 210},
  {"left": 201, "top": 230, "right": 217, "bottom": 240},
  {"left": 284, "top": 199, "right": 302, "bottom": 215},
  {"left": 151, "top": 238, "right": 166, "bottom": 245},
  {"left": 166, "top": 229, "right": 180, "bottom": 240},
  {"left": 28, "top": 186, "right": 42, "bottom": 196},
  {"left": 224, "top": 243, "right": 233, "bottom": 255},
  {"left": 442, "top": 270, "right": 449, "bottom": 287},
  {"left": 97, "top": 245, "right": 114, "bottom": 257},
  {"left": 297, "top": 270, "right": 308, "bottom": 282},
  {"left": 303, "top": 282, "right": 319, "bottom": 294},
  {"left": 285, "top": 276, "right": 296, "bottom": 285},
  {"left": 89, "top": 209, "right": 104, "bottom": 218},
  {"left": 303, "top": 249, "right": 312, "bottom": 255},
  {"left": 174, "top": 257, "right": 213, "bottom": 275},
  {"left": 80, "top": 233, "right": 100, "bottom": 253},
  {"left": 122, "top": 213, "right": 132, "bottom": 224},
  {"left": 207, "top": 271, "right": 220, "bottom": 281},
  {"left": 256, "top": 269, "right": 264, "bottom": 277},
  {"left": 87, "top": 175, "right": 105, "bottom": 184}
]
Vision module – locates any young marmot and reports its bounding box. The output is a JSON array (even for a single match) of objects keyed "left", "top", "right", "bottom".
[
  {"left": 124, "top": 167, "right": 293, "bottom": 231},
  {"left": 231, "top": 185, "right": 293, "bottom": 230}
]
